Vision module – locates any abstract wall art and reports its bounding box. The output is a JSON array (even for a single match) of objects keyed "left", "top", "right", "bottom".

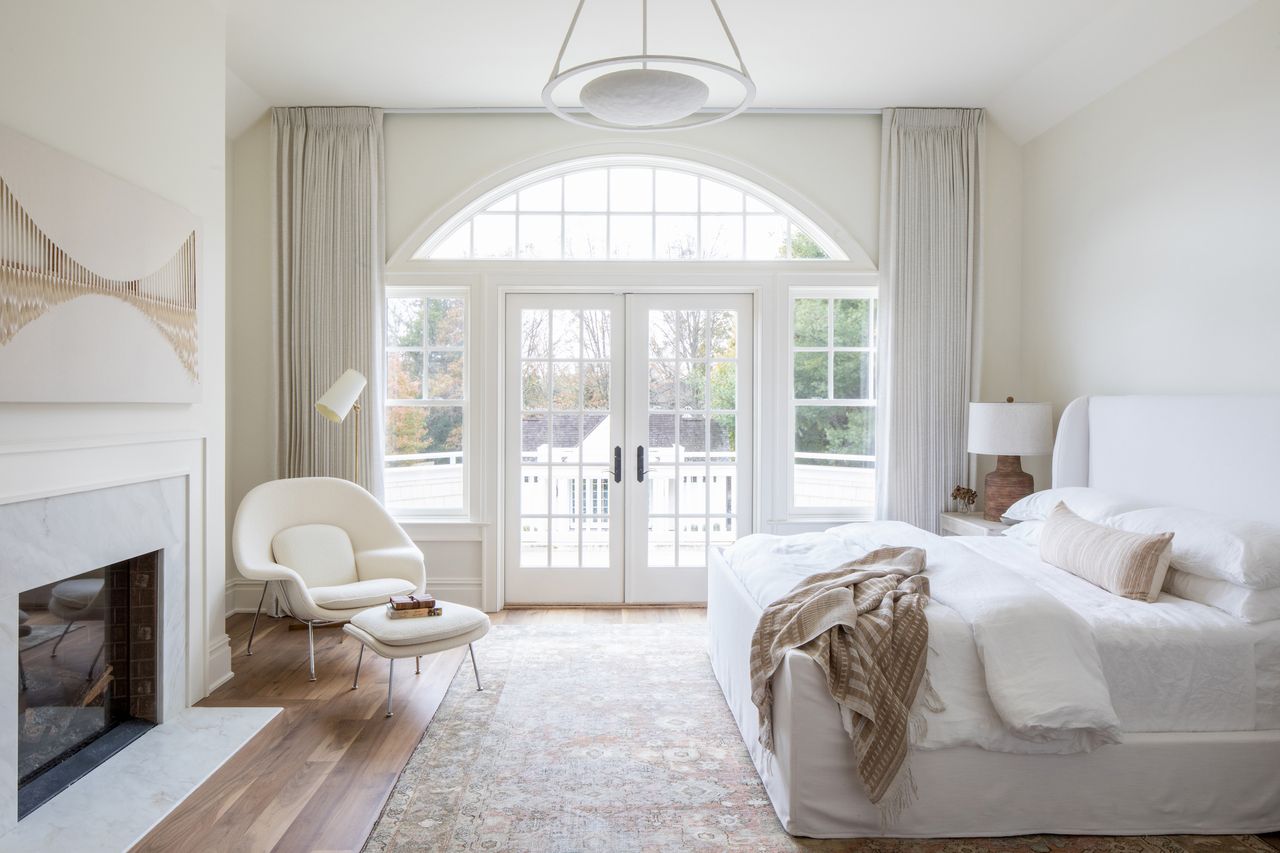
[{"left": 0, "top": 124, "right": 200, "bottom": 402}]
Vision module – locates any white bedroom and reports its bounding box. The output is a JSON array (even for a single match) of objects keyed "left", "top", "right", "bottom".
[{"left": 0, "top": 0, "right": 1277, "bottom": 851}]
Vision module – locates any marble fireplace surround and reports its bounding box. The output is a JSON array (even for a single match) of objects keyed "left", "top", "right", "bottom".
[{"left": 0, "top": 441, "right": 277, "bottom": 847}]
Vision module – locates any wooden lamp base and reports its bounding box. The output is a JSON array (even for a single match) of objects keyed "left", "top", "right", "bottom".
[{"left": 983, "top": 455, "right": 1034, "bottom": 522}]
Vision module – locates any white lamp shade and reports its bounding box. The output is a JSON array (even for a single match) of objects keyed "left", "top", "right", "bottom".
[
  {"left": 579, "top": 69, "right": 710, "bottom": 127},
  {"left": 315, "top": 369, "right": 367, "bottom": 423},
  {"left": 968, "top": 402, "right": 1053, "bottom": 456}
]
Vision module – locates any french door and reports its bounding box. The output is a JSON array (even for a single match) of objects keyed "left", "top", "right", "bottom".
[{"left": 504, "top": 292, "right": 754, "bottom": 604}]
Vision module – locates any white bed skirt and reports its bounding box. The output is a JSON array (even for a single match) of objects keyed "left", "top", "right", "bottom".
[{"left": 707, "top": 547, "right": 1280, "bottom": 838}]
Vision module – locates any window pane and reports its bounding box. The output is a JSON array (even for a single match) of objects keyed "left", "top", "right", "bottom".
[
  {"left": 549, "top": 413, "right": 583, "bottom": 463},
  {"left": 609, "top": 215, "right": 653, "bottom": 260},
  {"left": 582, "top": 362, "right": 610, "bottom": 410},
  {"left": 385, "top": 405, "right": 464, "bottom": 458},
  {"left": 427, "top": 351, "right": 463, "bottom": 400},
  {"left": 522, "top": 414, "right": 550, "bottom": 463},
  {"left": 518, "top": 214, "right": 562, "bottom": 259},
  {"left": 655, "top": 215, "right": 697, "bottom": 260},
  {"left": 790, "top": 227, "right": 830, "bottom": 259},
  {"left": 834, "top": 299, "right": 873, "bottom": 347},
  {"left": 834, "top": 351, "right": 871, "bottom": 400},
  {"left": 518, "top": 178, "right": 561, "bottom": 212},
  {"left": 649, "top": 361, "right": 675, "bottom": 410},
  {"left": 649, "top": 310, "right": 677, "bottom": 358},
  {"left": 710, "top": 414, "right": 736, "bottom": 459},
  {"left": 795, "top": 405, "right": 875, "bottom": 458},
  {"left": 522, "top": 362, "right": 549, "bottom": 410},
  {"left": 793, "top": 299, "right": 829, "bottom": 347},
  {"left": 522, "top": 309, "right": 549, "bottom": 358},
  {"left": 700, "top": 215, "right": 743, "bottom": 259},
  {"left": 427, "top": 224, "right": 470, "bottom": 259},
  {"left": 427, "top": 297, "right": 465, "bottom": 347},
  {"left": 709, "top": 310, "right": 737, "bottom": 358},
  {"left": 793, "top": 352, "right": 828, "bottom": 399},
  {"left": 678, "top": 362, "right": 706, "bottom": 410},
  {"left": 710, "top": 362, "right": 736, "bottom": 410},
  {"left": 520, "top": 517, "right": 548, "bottom": 567},
  {"left": 655, "top": 170, "right": 698, "bottom": 211},
  {"left": 386, "top": 298, "right": 423, "bottom": 346},
  {"left": 472, "top": 214, "right": 515, "bottom": 258},
  {"left": 581, "top": 309, "right": 611, "bottom": 358},
  {"left": 745, "top": 195, "right": 773, "bottom": 213},
  {"left": 520, "top": 467, "right": 548, "bottom": 515},
  {"left": 551, "top": 362, "right": 581, "bottom": 410},
  {"left": 486, "top": 195, "right": 516, "bottom": 212},
  {"left": 678, "top": 310, "right": 707, "bottom": 358},
  {"left": 552, "top": 309, "right": 580, "bottom": 359},
  {"left": 648, "top": 413, "right": 676, "bottom": 464},
  {"left": 564, "top": 214, "right": 607, "bottom": 259},
  {"left": 700, "top": 179, "right": 743, "bottom": 213},
  {"left": 745, "top": 215, "right": 787, "bottom": 260},
  {"left": 609, "top": 168, "right": 652, "bottom": 212},
  {"left": 564, "top": 170, "right": 607, "bottom": 211},
  {"left": 386, "top": 351, "right": 423, "bottom": 400}
]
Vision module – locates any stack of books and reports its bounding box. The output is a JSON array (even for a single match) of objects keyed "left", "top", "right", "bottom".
[{"left": 386, "top": 593, "right": 443, "bottom": 619}]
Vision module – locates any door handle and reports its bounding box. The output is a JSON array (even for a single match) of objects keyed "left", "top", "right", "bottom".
[
  {"left": 612, "top": 446, "right": 622, "bottom": 484},
  {"left": 636, "top": 445, "right": 648, "bottom": 483}
]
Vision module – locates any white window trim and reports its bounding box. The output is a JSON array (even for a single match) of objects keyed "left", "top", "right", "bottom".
[
  {"left": 786, "top": 283, "right": 879, "bottom": 520},
  {"left": 384, "top": 284, "right": 471, "bottom": 519}
]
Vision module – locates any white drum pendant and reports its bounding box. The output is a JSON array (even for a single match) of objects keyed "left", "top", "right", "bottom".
[{"left": 579, "top": 68, "right": 710, "bottom": 127}]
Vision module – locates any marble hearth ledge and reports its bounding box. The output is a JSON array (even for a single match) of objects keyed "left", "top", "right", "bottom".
[{"left": 0, "top": 706, "right": 280, "bottom": 851}]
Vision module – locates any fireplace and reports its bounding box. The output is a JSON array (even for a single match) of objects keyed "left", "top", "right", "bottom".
[{"left": 16, "top": 552, "right": 160, "bottom": 818}]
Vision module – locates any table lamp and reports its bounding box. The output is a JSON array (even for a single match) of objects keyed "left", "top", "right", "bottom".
[
  {"left": 968, "top": 398, "right": 1053, "bottom": 521},
  {"left": 316, "top": 368, "right": 367, "bottom": 482}
]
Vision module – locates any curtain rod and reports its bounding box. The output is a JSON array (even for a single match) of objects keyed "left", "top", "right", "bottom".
[{"left": 381, "top": 106, "right": 881, "bottom": 115}]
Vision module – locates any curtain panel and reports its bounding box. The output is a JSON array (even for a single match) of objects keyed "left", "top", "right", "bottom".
[
  {"left": 876, "top": 107, "right": 984, "bottom": 532},
  {"left": 272, "top": 106, "right": 385, "bottom": 497}
]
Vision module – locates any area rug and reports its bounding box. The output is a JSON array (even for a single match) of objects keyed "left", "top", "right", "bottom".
[{"left": 364, "top": 623, "right": 1275, "bottom": 853}]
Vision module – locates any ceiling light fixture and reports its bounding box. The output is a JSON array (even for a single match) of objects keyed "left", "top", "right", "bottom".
[{"left": 543, "top": 0, "right": 755, "bottom": 132}]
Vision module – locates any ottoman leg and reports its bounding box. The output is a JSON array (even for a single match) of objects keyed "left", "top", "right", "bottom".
[
  {"left": 352, "top": 644, "right": 364, "bottom": 689},
  {"left": 307, "top": 621, "right": 317, "bottom": 682},
  {"left": 469, "top": 643, "right": 482, "bottom": 691},
  {"left": 415, "top": 655, "right": 421, "bottom": 675},
  {"left": 385, "top": 658, "right": 395, "bottom": 718}
]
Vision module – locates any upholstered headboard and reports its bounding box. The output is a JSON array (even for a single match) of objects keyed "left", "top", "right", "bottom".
[{"left": 1052, "top": 395, "right": 1280, "bottom": 524}]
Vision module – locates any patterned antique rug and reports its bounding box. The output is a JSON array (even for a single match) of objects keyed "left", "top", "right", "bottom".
[{"left": 364, "top": 623, "right": 1275, "bottom": 853}]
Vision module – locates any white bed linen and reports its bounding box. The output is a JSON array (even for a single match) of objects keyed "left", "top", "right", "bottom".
[
  {"left": 725, "top": 522, "right": 1280, "bottom": 742},
  {"left": 708, "top": 548, "right": 1280, "bottom": 837}
]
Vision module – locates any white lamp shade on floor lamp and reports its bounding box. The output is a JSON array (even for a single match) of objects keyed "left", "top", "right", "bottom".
[{"left": 315, "top": 369, "right": 366, "bottom": 423}]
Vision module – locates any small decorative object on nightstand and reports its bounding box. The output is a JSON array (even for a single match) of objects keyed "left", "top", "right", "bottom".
[
  {"left": 968, "top": 398, "right": 1053, "bottom": 522},
  {"left": 940, "top": 512, "right": 1011, "bottom": 537}
]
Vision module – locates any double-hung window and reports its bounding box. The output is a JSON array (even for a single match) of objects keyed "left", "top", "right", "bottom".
[
  {"left": 384, "top": 289, "right": 468, "bottom": 515},
  {"left": 789, "top": 289, "right": 877, "bottom": 516}
]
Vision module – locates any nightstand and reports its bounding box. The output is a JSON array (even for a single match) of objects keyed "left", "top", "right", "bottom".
[{"left": 940, "top": 511, "right": 1011, "bottom": 537}]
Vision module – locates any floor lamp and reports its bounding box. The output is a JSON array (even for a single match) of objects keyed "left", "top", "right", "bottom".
[{"left": 316, "top": 368, "right": 367, "bottom": 482}]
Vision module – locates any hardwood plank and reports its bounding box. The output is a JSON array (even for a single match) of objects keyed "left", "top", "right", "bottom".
[{"left": 133, "top": 607, "right": 704, "bottom": 853}]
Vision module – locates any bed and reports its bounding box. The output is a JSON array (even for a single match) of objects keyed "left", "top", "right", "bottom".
[{"left": 707, "top": 395, "right": 1280, "bottom": 837}]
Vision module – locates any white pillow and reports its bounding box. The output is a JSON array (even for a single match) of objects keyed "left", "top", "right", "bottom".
[
  {"left": 1109, "top": 507, "right": 1280, "bottom": 590},
  {"left": 1001, "top": 520, "right": 1044, "bottom": 547},
  {"left": 1002, "top": 487, "right": 1150, "bottom": 525},
  {"left": 1163, "top": 569, "right": 1280, "bottom": 623},
  {"left": 271, "top": 523, "right": 359, "bottom": 588}
]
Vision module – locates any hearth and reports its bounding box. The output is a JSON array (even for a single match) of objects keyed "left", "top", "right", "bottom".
[{"left": 16, "top": 551, "right": 160, "bottom": 818}]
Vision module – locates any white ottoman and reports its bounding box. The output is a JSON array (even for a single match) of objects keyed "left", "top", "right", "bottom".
[{"left": 343, "top": 601, "right": 490, "bottom": 717}]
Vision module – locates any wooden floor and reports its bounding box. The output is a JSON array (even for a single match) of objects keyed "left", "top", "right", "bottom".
[{"left": 132, "top": 607, "right": 704, "bottom": 853}]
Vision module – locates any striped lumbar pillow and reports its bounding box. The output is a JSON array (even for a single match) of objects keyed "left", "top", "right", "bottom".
[{"left": 1039, "top": 502, "right": 1174, "bottom": 602}]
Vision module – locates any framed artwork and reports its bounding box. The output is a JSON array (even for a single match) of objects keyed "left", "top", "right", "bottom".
[{"left": 0, "top": 124, "right": 200, "bottom": 402}]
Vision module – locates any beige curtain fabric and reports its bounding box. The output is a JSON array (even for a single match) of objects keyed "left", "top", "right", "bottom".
[
  {"left": 876, "top": 108, "right": 984, "bottom": 532},
  {"left": 272, "top": 106, "right": 385, "bottom": 496}
]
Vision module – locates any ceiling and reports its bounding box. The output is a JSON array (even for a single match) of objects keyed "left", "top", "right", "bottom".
[{"left": 226, "top": 0, "right": 1253, "bottom": 142}]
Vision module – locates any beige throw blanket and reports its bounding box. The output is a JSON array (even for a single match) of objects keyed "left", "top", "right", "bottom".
[{"left": 749, "top": 545, "right": 938, "bottom": 820}]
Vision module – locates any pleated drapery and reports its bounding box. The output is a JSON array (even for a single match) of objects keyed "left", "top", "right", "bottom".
[
  {"left": 272, "top": 106, "right": 385, "bottom": 497},
  {"left": 875, "top": 108, "right": 984, "bottom": 532}
]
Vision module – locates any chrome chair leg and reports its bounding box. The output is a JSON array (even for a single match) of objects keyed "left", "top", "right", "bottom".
[
  {"left": 307, "top": 621, "right": 317, "bottom": 682},
  {"left": 352, "top": 644, "right": 364, "bottom": 689},
  {"left": 469, "top": 643, "right": 482, "bottom": 691},
  {"left": 246, "top": 581, "right": 269, "bottom": 656},
  {"left": 50, "top": 619, "right": 75, "bottom": 658},
  {"left": 385, "top": 658, "right": 395, "bottom": 718}
]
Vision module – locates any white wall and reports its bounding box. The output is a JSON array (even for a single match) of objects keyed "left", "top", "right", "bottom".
[
  {"left": 0, "top": 1, "right": 230, "bottom": 691},
  {"left": 1021, "top": 1, "right": 1280, "bottom": 430}
]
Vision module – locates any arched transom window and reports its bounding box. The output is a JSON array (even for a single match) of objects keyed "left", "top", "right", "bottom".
[{"left": 414, "top": 158, "right": 847, "bottom": 262}]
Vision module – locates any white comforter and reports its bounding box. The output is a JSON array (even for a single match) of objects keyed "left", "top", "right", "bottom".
[{"left": 725, "top": 521, "right": 1267, "bottom": 754}]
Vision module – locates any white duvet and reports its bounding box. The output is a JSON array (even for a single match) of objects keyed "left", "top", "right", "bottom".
[{"left": 725, "top": 521, "right": 1278, "bottom": 755}]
